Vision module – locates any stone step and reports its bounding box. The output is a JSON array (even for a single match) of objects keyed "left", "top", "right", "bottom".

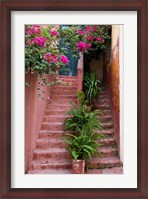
[
  {"left": 58, "top": 75, "right": 78, "bottom": 79},
  {"left": 30, "top": 159, "right": 72, "bottom": 170},
  {"left": 98, "top": 137, "right": 116, "bottom": 147},
  {"left": 97, "top": 146, "right": 118, "bottom": 157},
  {"left": 101, "top": 129, "right": 115, "bottom": 137},
  {"left": 43, "top": 115, "right": 64, "bottom": 123},
  {"left": 94, "top": 99, "right": 110, "bottom": 105},
  {"left": 101, "top": 110, "right": 112, "bottom": 116},
  {"left": 99, "top": 90, "right": 108, "bottom": 95},
  {"left": 95, "top": 104, "right": 110, "bottom": 110},
  {"left": 41, "top": 122, "right": 64, "bottom": 131},
  {"left": 98, "top": 94, "right": 109, "bottom": 99},
  {"left": 51, "top": 90, "right": 77, "bottom": 95},
  {"left": 53, "top": 86, "right": 77, "bottom": 91},
  {"left": 57, "top": 78, "right": 78, "bottom": 82},
  {"left": 36, "top": 138, "right": 66, "bottom": 148},
  {"left": 48, "top": 99, "right": 77, "bottom": 104},
  {"left": 36, "top": 137, "right": 116, "bottom": 149},
  {"left": 102, "top": 122, "right": 113, "bottom": 129},
  {"left": 51, "top": 94, "right": 77, "bottom": 100},
  {"left": 45, "top": 109, "right": 68, "bottom": 115},
  {"left": 39, "top": 130, "right": 65, "bottom": 139},
  {"left": 97, "top": 114, "right": 112, "bottom": 122},
  {"left": 87, "top": 166, "right": 123, "bottom": 174},
  {"left": 100, "top": 166, "right": 123, "bottom": 174},
  {"left": 55, "top": 81, "right": 78, "bottom": 86},
  {"left": 28, "top": 169, "right": 71, "bottom": 174},
  {"left": 47, "top": 104, "right": 72, "bottom": 110},
  {"left": 33, "top": 148, "right": 71, "bottom": 160},
  {"left": 86, "top": 156, "right": 122, "bottom": 169}
]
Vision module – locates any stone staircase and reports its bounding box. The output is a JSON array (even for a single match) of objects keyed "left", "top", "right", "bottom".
[
  {"left": 86, "top": 87, "right": 123, "bottom": 174},
  {"left": 28, "top": 78, "right": 123, "bottom": 174},
  {"left": 28, "top": 76, "right": 77, "bottom": 174}
]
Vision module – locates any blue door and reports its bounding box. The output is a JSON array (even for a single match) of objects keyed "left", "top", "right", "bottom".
[{"left": 59, "top": 25, "right": 78, "bottom": 76}]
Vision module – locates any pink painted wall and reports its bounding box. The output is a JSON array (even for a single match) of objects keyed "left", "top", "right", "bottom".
[
  {"left": 25, "top": 73, "right": 55, "bottom": 172},
  {"left": 107, "top": 25, "right": 120, "bottom": 146}
]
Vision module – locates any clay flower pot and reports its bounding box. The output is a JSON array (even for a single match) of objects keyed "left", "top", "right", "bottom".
[{"left": 72, "top": 159, "right": 85, "bottom": 174}]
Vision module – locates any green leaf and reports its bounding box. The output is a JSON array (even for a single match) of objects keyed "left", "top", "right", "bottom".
[{"left": 72, "top": 150, "right": 79, "bottom": 160}]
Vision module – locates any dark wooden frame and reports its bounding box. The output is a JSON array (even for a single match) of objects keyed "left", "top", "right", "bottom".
[{"left": 0, "top": 0, "right": 147, "bottom": 198}]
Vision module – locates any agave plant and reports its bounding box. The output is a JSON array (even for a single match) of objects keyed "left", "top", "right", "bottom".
[
  {"left": 84, "top": 70, "right": 102, "bottom": 104},
  {"left": 63, "top": 124, "right": 104, "bottom": 160},
  {"left": 63, "top": 91, "right": 102, "bottom": 134}
]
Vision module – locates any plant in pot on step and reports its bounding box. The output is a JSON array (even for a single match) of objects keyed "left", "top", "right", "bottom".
[
  {"left": 63, "top": 123, "right": 104, "bottom": 174},
  {"left": 83, "top": 70, "right": 102, "bottom": 106},
  {"left": 62, "top": 90, "right": 105, "bottom": 174}
]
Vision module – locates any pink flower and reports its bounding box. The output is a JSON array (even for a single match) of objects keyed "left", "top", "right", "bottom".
[
  {"left": 85, "top": 26, "right": 92, "bottom": 32},
  {"left": 44, "top": 53, "right": 51, "bottom": 60},
  {"left": 51, "top": 30, "right": 58, "bottom": 36},
  {"left": 26, "top": 25, "right": 41, "bottom": 36},
  {"left": 26, "top": 39, "right": 31, "bottom": 46},
  {"left": 44, "top": 53, "right": 54, "bottom": 63},
  {"left": 92, "top": 26, "right": 97, "bottom": 31},
  {"left": 60, "top": 55, "right": 69, "bottom": 65},
  {"left": 77, "top": 30, "right": 85, "bottom": 36},
  {"left": 31, "top": 36, "right": 47, "bottom": 47},
  {"left": 96, "top": 37, "right": 103, "bottom": 42},
  {"left": 44, "top": 53, "right": 59, "bottom": 64},
  {"left": 85, "top": 43, "right": 91, "bottom": 49},
  {"left": 77, "top": 41, "right": 86, "bottom": 52},
  {"left": 53, "top": 59, "right": 58, "bottom": 63},
  {"left": 86, "top": 35, "right": 94, "bottom": 41}
]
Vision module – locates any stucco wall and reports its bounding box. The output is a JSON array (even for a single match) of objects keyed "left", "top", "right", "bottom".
[
  {"left": 107, "top": 25, "right": 120, "bottom": 146},
  {"left": 90, "top": 53, "right": 103, "bottom": 82},
  {"left": 25, "top": 74, "right": 55, "bottom": 172}
]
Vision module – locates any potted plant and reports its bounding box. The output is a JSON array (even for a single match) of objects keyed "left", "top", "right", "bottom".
[
  {"left": 63, "top": 91, "right": 105, "bottom": 174},
  {"left": 63, "top": 123, "right": 104, "bottom": 174}
]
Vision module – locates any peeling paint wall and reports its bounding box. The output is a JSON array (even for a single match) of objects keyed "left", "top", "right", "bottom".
[{"left": 107, "top": 25, "right": 120, "bottom": 146}]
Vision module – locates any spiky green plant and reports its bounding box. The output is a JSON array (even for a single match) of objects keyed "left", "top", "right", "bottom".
[
  {"left": 84, "top": 70, "right": 102, "bottom": 104},
  {"left": 63, "top": 91, "right": 102, "bottom": 134},
  {"left": 63, "top": 124, "right": 104, "bottom": 160}
]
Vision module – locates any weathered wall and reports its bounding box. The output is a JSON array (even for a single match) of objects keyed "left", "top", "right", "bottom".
[
  {"left": 107, "top": 25, "right": 120, "bottom": 145},
  {"left": 90, "top": 53, "right": 103, "bottom": 81},
  {"left": 25, "top": 74, "right": 55, "bottom": 172}
]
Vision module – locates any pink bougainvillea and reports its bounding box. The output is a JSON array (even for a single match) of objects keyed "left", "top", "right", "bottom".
[
  {"left": 27, "top": 36, "right": 47, "bottom": 47},
  {"left": 96, "top": 37, "right": 103, "bottom": 42},
  {"left": 51, "top": 30, "right": 58, "bottom": 36},
  {"left": 26, "top": 25, "right": 41, "bottom": 36},
  {"left": 77, "top": 41, "right": 86, "bottom": 52},
  {"left": 44, "top": 53, "right": 58, "bottom": 64},
  {"left": 86, "top": 35, "right": 94, "bottom": 41},
  {"left": 60, "top": 55, "right": 69, "bottom": 64},
  {"left": 85, "top": 43, "right": 91, "bottom": 49},
  {"left": 85, "top": 26, "right": 92, "bottom": 32},
  {"left": 77, "top": 30, "right": 85, "bottom": 36}
]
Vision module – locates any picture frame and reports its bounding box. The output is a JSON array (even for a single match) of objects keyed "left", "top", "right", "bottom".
[{"left": 0, "top": 0, "right": 147, "bottom": 198}]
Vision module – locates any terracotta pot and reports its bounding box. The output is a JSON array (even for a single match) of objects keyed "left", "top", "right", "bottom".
[{"left": 72, "top": 159, "right": 85, "bottom": 174}]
